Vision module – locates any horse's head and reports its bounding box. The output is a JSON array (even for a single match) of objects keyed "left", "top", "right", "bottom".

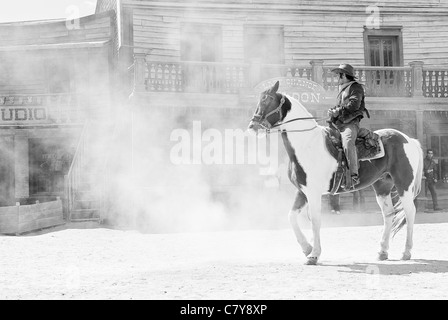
[{"left": 248, "top": 80, "right": 291, "bottom": 134}]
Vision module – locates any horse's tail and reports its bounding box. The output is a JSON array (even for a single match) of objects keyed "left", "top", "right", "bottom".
[
  {"left": 391, "top": 187, "right": 405, "bottom": 237},
  {"left": 391, "top": 138, "right": 424, "bottom": 237}
]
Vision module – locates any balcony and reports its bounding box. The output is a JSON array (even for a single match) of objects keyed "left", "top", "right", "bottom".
[{"left": 132, "top": 54, "right": 448, "bottom": 99}]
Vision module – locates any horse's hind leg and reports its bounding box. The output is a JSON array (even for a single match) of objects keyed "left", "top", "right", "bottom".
[
  {"left": 288, "top": 191, "right": 312, "bottom": 257},
  {"left": 372, "top": 177, "right": 394, "bottom": 261},
  {"left": 400, "top": 191, "right": 416, "bottom": 260}
]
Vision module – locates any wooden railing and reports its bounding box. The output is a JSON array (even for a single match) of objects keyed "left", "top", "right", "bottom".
[
  {"left": 133, "top": 55, "right": 448, "bottom": 99},
  {"left": 63, "top": 120, "right": 113, "bottom": 222},
  {"left": 423, "top": 67, "right": 448, "bottom": 98},
  {"left": 323, "top": 66, "right": 412, "bottom": 97},
  {"left": 260, "top": 64, "right": 312, "bottom": 80},
  {"left": 64, "top": 120, "right": 89, "bottom": 219},
  {"left": 146, "top": 61, "right": 248, "bottom": 93}
]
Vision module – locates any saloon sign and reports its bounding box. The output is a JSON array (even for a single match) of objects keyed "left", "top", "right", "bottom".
[{"left": 254, "top": 77, "right": 329, "bottom": 106}]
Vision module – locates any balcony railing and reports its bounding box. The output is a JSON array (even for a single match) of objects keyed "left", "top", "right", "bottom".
[
  {"left": 146, "top": 61, "right": 248, "bottom": 94},
  {"left": 323, "top": 66, "right": 413, "bottom": 97},
  {"left": 423, "top": 67, "right": 448, "bottom": 98},
  {"left": 132, "top": 54, "right": 448, "bottom": 99},
  {"left": 259, "top": 64, "right": 312, "bottom": 80}
]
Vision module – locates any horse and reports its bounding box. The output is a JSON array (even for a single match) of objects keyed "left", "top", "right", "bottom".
[{"left": 248, "top": 80, "right": 423, "bottom": 265}]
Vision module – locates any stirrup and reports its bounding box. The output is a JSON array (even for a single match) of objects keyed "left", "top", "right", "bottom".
[
  {"left": 351, "top": 174, "right": 360, "bottom": 186},
  {"left": 341, "top": 174, "right": 360, "bottom": 190}
]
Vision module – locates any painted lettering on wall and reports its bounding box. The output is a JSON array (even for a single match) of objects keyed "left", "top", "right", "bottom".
[
  {"left": 254, "top": 77, "right": 328, "bottom": 105},
  {"left": 1, "top": 107, "right": 47, "bottom": 122}
]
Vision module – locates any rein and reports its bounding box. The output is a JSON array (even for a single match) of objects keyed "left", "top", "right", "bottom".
[
  {"left": 271, "top": 116, "right": 328, "bottom": 128},
  {"left": 250, "top": 92, "right": 328, "bottom": 134},
  {"left": 268, "top": 116, "right": 328, "bottom": 134},
  {"left": 267, "top": 124, "right": 319, "bottom": 134}
]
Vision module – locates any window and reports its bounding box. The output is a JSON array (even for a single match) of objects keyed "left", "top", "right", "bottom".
[
  {"left": 364, "top": 27, "right": 403, "bottom": 66},
  {"left": 363, "top": 27, "right": 405, "bottom": 96},
  {"left": 180, "top": 23, "right": 223, "bottom": 92},
  {"left": 368, "top": 37, "right": 400, "bottom": 67},
  {"left": 180, "top": 23, "right": 222, "bottom": 62},
  {"left": 244, "top": 25, "right": 284, "bottom": 64},
  {"left": 244, "top": 25, "right": 284, "bottom": 80}
]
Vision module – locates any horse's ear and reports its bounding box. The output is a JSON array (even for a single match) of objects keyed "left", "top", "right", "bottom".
[{"left": 271, "top": 81, "right": 279, "bottom": 93}]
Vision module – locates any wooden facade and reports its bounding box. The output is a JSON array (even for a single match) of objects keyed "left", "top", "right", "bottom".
[
  {"left": 127, "top": 0, "right": 448, "bottom": 66},
  {"left": 0, "top": 12, "right": 116, "bottom": 231},
  {"left": 93, "top": 0, "right": 448, "bottom": 218}
]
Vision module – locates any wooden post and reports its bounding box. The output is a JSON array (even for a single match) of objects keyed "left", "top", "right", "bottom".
[
  {"left": 415, "top": 109, "right": 424, "bottom": 143},
  {"left": 310, "top": 60, "right": 324, "bottom": 85},
  {"left": 134, "top": 53, "right": 147, "bottom": 92},
  {"left": 15, "top": 202, "right": 20, "bottom": 235},
  {"left": 415, "top": 108, "right": 426, "bottom": 211},
  {"left": 409, "top": 61, "right": 424, "bottom": 97}
]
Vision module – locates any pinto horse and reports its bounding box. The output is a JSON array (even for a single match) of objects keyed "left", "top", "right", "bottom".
[{"left": 248, "top": 81, "right": 423, "bottom": 265}]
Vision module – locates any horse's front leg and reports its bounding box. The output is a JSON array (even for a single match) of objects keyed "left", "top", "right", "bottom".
[
  {"left": 401, "top": 192, "right": 416, "bottom": 260},
  {"left": 288, "top": 191, "right": 313, "bottom": 257},
  {"left": 375, "top": 194, "right": 394, "bottom": 260},
  {"left": 373, "top": 179, "right": 394, "bottom": 261},
  {"left": 305, "top": 194, "right": 322, "bottom": 265}
]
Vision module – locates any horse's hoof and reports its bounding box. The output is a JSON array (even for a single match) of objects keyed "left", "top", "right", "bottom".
[
  {"left": 377, "top": 251, "right": 388, "bottom": 261},
  {"left": 303, "top": 244, "right": 313, "bottom": 257},
  {"left": 304, "top": 256, "right": 318, "bottom": 265},
  {"left": 401, "top": 252, "right": 411, "bottom": 261}
]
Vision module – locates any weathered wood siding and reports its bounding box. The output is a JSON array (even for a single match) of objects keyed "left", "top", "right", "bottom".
[
  {"left": 128, "top": 0, "right": 448, "bottom": 66},
  {"left": 0, "top": 12, "right": 114, "bottom": 46},
  {"left": 0, "top": 199, "right": 64, "bottom": 235},
  {"left": 0, "top": 13, "right": 114, "bottom": 115}
]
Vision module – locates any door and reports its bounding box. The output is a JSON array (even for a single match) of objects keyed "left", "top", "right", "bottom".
[
  {"left": 29, "top": 138, "right": 73, "bottom": 196},
  {"left": 430, "top": 135, "right": 448, "bottom": 186},
  {"left": 244, "top": 25, "right": 284, "bottom": 80},
  {"left": 180, "top": 23, "right": 223, "bottom": 92},
  {"left": 366, "top": 36, "right": 403, "bottom": 96}
]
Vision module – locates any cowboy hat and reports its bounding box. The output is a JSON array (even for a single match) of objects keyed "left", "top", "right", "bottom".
[{"left": 331, "top": 64, "right": 357, "bottom": 78}]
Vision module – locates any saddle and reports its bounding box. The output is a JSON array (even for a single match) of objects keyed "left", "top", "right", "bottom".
[{"left": 325, "top": 126, "right": 385, "bottom": 194}]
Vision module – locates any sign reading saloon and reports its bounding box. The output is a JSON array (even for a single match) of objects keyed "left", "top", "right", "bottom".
[{"left": 254, "top": 77, "right": 328, "bottom": 106}]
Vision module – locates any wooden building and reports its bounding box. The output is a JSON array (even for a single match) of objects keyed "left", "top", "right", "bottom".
[
  {"left": 0, "top": 11, "right": 116, "bottom": 232},
  {"left": 93, "top": 0, "right": 448, "bottom": 221}
]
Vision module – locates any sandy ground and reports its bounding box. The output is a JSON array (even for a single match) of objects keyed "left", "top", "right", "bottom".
[{"left": 1, "top": 216, "right": 448, "bottom": 300}]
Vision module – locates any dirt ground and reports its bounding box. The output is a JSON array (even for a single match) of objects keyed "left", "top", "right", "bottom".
[{"left": 1, "top": 218, "right": 448, "bottom": 300}]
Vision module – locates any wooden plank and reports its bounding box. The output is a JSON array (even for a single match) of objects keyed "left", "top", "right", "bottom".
[
  {"left": 136, "top": 24, "right": 180, "bottom": 33},
  {"left": 85, "top": 32, "right": 111, "bottom": 39},
  {"left": 84, "top": 20, "right": 112, "bottom": 30},
  {"left": 133, "top": 30, "right": 180, "bottom": 40}
]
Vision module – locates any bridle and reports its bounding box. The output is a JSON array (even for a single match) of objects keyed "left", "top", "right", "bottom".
[
  {"left": 250, "top": 93, "right": 286, "bottom": 130},
  {"left": 250, "top": 93, "right": 327, "bottom": 134}
]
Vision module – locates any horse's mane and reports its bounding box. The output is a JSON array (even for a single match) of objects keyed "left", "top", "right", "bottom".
[
  {"left": 276, "top": 92, "right": 292, "bottom": 121},
  {"left": 280, "top": 93, "right": 318, "bottom": 125}
]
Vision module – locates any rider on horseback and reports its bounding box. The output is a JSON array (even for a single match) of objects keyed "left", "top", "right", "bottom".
[{"left": 327, "top": 64, "right": 367, "bottom": 189}]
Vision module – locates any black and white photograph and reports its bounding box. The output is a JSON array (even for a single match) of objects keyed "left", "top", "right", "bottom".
[{"left": 0, "top": 0, "right": 448, "bottom": 303}]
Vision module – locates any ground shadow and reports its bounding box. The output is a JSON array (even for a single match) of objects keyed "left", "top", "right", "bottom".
[{"left": 329, "top": 259, "right": 448, "bottom": 275}]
